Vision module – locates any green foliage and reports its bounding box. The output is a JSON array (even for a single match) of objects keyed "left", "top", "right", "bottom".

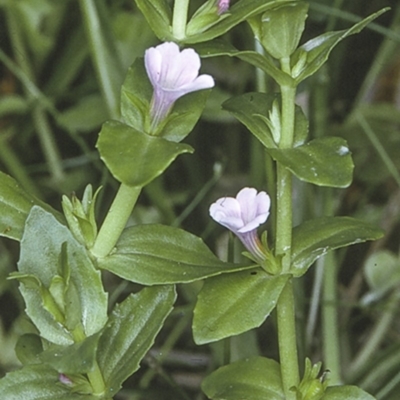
[
  {"left": 363, "top": 250, "right": 400, "bottom": 303},
  {"left": 11, "top": 206, "right": 108, "bottom": 345},
  {"left": 291, "top": 217, "right": 384, "bottom": 277},
  {"left": 202, "top": 356, "right": 284, "bottom": 399},
  {"left": 39, "top": 333, "right": 101, "bottom": 375},
  {"left": 97, "top": 285, "right": 176, "bottom": 395},
  {"left": 15, "top": 334, "right": 43, "bottom": 366},
  {"left": 323, "top": 386, "right": 376, "bottom": 400},
  {"left": 195, "top": 39, "right": 294, "bottom": 86},
  {"left": 96, "top": 120, "right": 193, "bottom": 187},
  {"left": 222, "top": 92, "right": 308, "bottom": 148},
  {"left": 0, "top": 364, "right": 98, "bottom": 400},
  {"left": 98, "top": 224, "right": 253, "bottom": 285},
  {"left": 291, "top": 8, "right": 389, "bottom": 83},
  {"left": 0, "top": 0, "right": 393, "bottom": 398},
  {"left": 133, "top": 0, "right": 173, "bottom": 42},
  {"left": 253, "top": 2, "right": 309, "bottom": 60},
  {"left": 267, "top": 137, "right": 354, "bottom": 188},
  {"left": 0, "top": 171, "right": 62, "bottom": 241},
  {"left": 62, "top": 185, "right": 99, "bottom": 248},
  {"left": 193, "top": 269, "right": 290, "bottom": 344}
]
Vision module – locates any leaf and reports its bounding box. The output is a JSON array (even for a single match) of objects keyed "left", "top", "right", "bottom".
[
  {"left": 193, "top": 270, "right": 290, "bottom": 344},
  {"left": 97, "top": 285, "right": 176, "bottom": 395},
  {"left": 291, "top": 217, "right": 384, "bottom": 277},
  {"left": 258, "top": 2, "right": 309, "bottom": 59},
  {"left": 133, "top": 0, "right": 173, "bottom": 41},
  {"left": 185, "top": 0, "right": 295, "bottom": 44},
  {"left": 40, "top": 333, "right": 101, "bottom": 374},
  {"left": 121, "top": 58, "right": 212, "bottom": 142},
  {"left": 96, "top": 120, "right": 193, "bottom": 187},
  {"left": 202, "top": 356, "right": 284, "bottom": 400},
  {"left": 0, "top": 364, "right": 97, "bottom": 400},
  {"left": 362, "top": 250, "right": 400, "bottom": 304},
  {"left": 267, "top": 137, "right": 354, "bottom": 187},
  {"left": 292, "top": 8, "right": 389, "bottom": 83},
  {"left": 98, "top": 224, "right": 253, "bottom": 285},
  {"left": 0, "top": 171, "right": 63, "bottom": 241},
  {"left": 222, "top": 92, "right": 308, "bottom": 149},
  {"left": 15, "top": 334, "right": 43, "bottom": 366},
  {"left": 194, "top": 39, "right": 294, "bottom": 86},
  {"left": 17, "top": 206, "right": 108, "bottom": 345},
  {"left": 323, "top": 385, "right": 376, "bottom": 400}
]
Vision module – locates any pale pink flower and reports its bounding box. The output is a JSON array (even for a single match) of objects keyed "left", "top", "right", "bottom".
[
  {"left": 217, "top": 0, "right": 230, "bottom": 15},
  {"left": 144, "top": 42, "right": 214, "bottom": 131},
  {"left": 210, "top": 187, "right": 270, "bottom": 261}
]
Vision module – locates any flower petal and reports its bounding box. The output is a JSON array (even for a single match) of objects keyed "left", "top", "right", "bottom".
[{"left": 209, "top": 197, "right": 243, "bottom": 232}]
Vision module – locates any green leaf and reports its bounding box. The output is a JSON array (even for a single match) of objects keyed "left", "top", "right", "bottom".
[
  {"left": 185, "top": 0, "right": 295, "bottom": 44},
  {"left": 292, "top": 8, "right": 389, "bottom": 83},
  {"left": 193, "top": 270, "right": 290, "bottom": 344},
  {"left": 15, "top": 334, "right": 43, "bottom": 366},
  {"left": 258, "top": 2, "right": 309, "bottom": 59},
  {"left": 96, "top": 120, "right": 193, "bottom": 187},
  {"left": 17, "top": 206, "right": 108, "bottom": 345},
  {"left": 40, "top": 333, "right": 100, "bottom": 374},
  {"left": 120, "top": 59, "right": 152, "bottom": 133},
  {"left": 0, "top": 364, "right": 97, "bottom": 400},
  {"left": 363, "top": 250, "right": 400, "bottom": 303},
  {"left": 194, "top": 39, "right": 294, "bottom": 86},
  {"left": 323, "top": 385, "right": 376, "bottom": 400},
  {"left": 222, "top": 92, "right": 308, "bottom": 149},
  {"left": 223, "top": 93, "right": 277, "bottom": 148},
  {"left": 98, "top": 224, "right": 253, "bottom": 285},
  {"left": 0, "top": 171, "right": 63, "bottom": 241},
  {"left": 97, "top": 285, "right": 176, "bottom": 394},
  {"left": 291, "top": 217, "right": 384, "bottom": 277},
  {"left": 121, "top": 58, "right": 212, "bottom": 141},
  {"left": 267, "top": 137, "right": 354, "bottom": 187},
  {"left": 133, "top": 0, "right": 173, "bottom": 41},
  {"left": 202, "top": 356, "right": 284, "bottom": 400}
]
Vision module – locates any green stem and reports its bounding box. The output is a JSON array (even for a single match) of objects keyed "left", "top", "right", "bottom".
[
  {"left": 274, "top": 58, "right": 299, "bottom": 399},
  {"left": 87, "top": 360, "right": 107, "bottom": 396},
  {"left": 79, "top": 0, "right": 122, "bottom": 119},
  {"left": 72, "top": 326, "right": 106, "bottom": 395},
  {"left": 277, "top": 280, "right": 300, "bottom": 400},
  {"left": 91, "top": 184, "right": 141, "bottom": 258},
  {"left": 275, "top": 81, "right": 296, "bottom": 272},
  {"left": 322, "top": 251, "right": 342, "bottom": 384},
  {"left": 172, "top": 0, "right": 190, "bottom": 41},
  {"left": 348, "top": 292, "right": 400, "bottom": 381}
]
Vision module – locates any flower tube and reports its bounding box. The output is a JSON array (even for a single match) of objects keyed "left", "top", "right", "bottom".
[
  {"left": 144, "top": 42, "right": 214, "bottom": 132},
  {"left": 209, "top": 187, "right": 270, "bottom": 262}
]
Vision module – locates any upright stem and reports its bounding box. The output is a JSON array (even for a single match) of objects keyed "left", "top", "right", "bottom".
[
  {"left": 322, "top": 251, "right": 342, "bottom": 384},
  {"left": 172, "top": 0, "right": 190, "bottom": 40},
  {"left": 274, "top": 57, "right": 299, "bottom": 400},
  {"left": 277, "top": 280, "right": 300, "bottom": 399},
  {"left": 91, "top": 184, "right": 141, "bottom": 258}
]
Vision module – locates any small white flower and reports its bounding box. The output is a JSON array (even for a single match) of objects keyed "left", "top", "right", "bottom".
[
  {"left": 210, "top": 187, "right": 270, "bottom": 261},
  {"left": 144, "top": 42, "right": 214, "bottom": 131}
]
